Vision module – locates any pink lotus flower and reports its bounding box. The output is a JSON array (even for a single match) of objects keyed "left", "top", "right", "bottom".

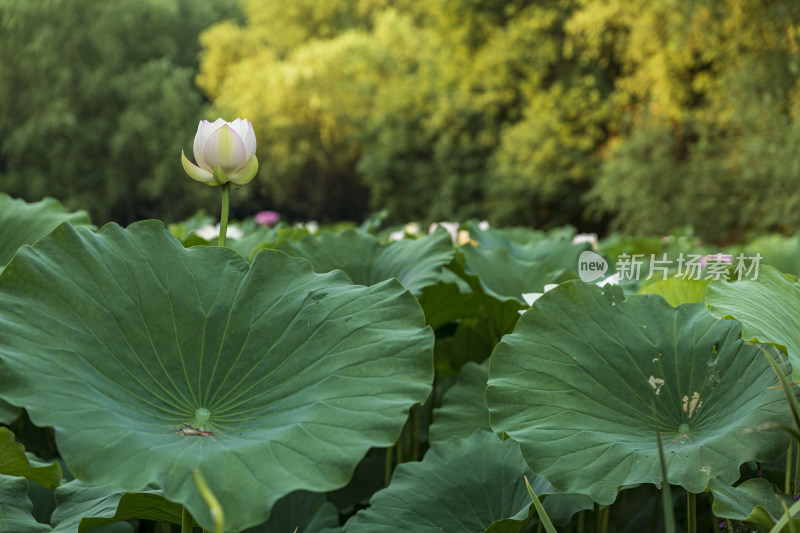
[
  {"left": 255, "top": 210, "right": 280, "bottom": 226},
  {"left": 698, "top": 254, "right": 733, "bottom": 268}
]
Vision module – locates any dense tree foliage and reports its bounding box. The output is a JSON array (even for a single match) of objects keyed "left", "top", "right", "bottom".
[
  {"left": 199, "top": 0, "right": 800, "bottom": 241},
  {"left": 587, "top": 0, "right": 800, "bottom": 242},
  {"left": 0, "top": 0, "right": 238, "bottom": 223},
  {"left": 2, "top": 0, "right": 799, "bottom": 241}
]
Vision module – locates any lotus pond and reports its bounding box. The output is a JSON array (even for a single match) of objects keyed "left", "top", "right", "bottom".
[{"left": 2, "top": 192, "right": 800, "bottom": 532}]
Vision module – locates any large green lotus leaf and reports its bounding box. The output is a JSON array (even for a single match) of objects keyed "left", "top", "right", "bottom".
[
  {"left": 428, "top": 362, "right": 593, "bottom": 526},
  {"left": 372, "top": 230, "right": 455, "bottom": 294},
  {"left": 417, "top": 281, "right": 484, "bottom": 330},
  {"left": 0, "top": 474, "right": 52, "bottom": 532},
  {"left": 458, "top": 245, "right": 569, "bottom": 305},
  {"left": 445, "top": 251, "right": 525, "bottom": 346},
  {"left": 433, "top": 319, "right": 498, "bottom": 379},
  {"left": 50, "top": 481, "right": 340, "bottom": 533},
  {"left": 275, "top": 228, "right": 454, "bottom": 296},
  {"left": 639, "top": 278, "right": 708, "bottom": 307},
  {"left": 0, "top": 221, "right": 434, "bottom": 532},
  {"left": 464, "top": 222, "right": 548, "bottom": 248},
  {"left": 446, "top": 249, "right": 574, "bottom": 359},
  {"left": 0, "top": 194, "right": 93, "bottom": 266},
  {"left": 486, "top": 281, "right": 790, "bottom": 504},
  {"left": 707, "top": 265, "right": 800, "bottom": 376},
  {"left": 245, "top": 490, "right": 341, "bottom": 532},
  {"left": 51, "top": 481, "right": 170, "bottom": 532},
  {"left": 0, "top": 428, "right": 62, "bottom": 489},
  {"left": 429, "top": 361, "right": 492, "bottom": 444},
  {"left": 342, "top": 431, "right": 536, "bottom": 533},
  {"left": 466, "top": 222, "right": 588, "bottom": 272},
  {"left": 709, "top": 477, "right": 798, "bottom": 530}
]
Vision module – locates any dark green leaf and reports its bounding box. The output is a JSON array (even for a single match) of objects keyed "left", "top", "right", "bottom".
[
  {"left": 429, "top": 361, "right": 491, "bottom": 444},
  {"left": 487, "top": 281, "right": 790, "bottom": 504},
  {"left": 343, "top": 431, "right": 535, "bottom": 533},
  {"left": 0, "top": 428, "right": 61, "bottom": 489},
  {"left": 0, "top": 194, "right": 92, "bottom": 267},
  {"left": 709, "top": 477, "right": 796, "bottom": 530},
  {"left": 706, "top": 265, "right": 800, "bottom": 378},
  {"left": 276, "top": 228, "right": 455, "bottom": 295},
  {"left": 51, "top": 482, "right": 177, "bottom": 532},
  {"left": 0, "top": 474, "right": 52, "bottom": 532},
  {"left": 0, "top": 221, "right": 433, "bottom": 532}
]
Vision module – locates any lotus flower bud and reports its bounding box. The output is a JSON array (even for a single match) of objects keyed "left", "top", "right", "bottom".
[{"left": 181, "top": 118, "right": 259, "bottom": 186}]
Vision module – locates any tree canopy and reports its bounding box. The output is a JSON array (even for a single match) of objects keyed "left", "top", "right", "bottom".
[
  {"left": 1, "top": 0, "right": 799, "bottom": 242},
  {"left": 196, "top": 0, "right": 800, "bottom": 241},
  {"left": 0, "top": 0, "right": 238, "bottom": 223}
]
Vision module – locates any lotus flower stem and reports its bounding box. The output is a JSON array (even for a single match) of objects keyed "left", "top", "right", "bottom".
[
  {"left": 395, "top": 433, "right": 403, "bottom": 464},
  {"left": 384, "top": 445, "right": 393, "bottom": 487},
  {"left": 218, "top": 184, "right": 230, "bottom": 248},
  {"left": 593, "top": 503, "right": 601, "bottom": 533},
  {"left": 795, "top": 444, "right": 800, "bottom": 498},
  {"left": 181, "top": 506, "right": 193, "bottom": 533},
  {"left": 650, "top": 486, "right": 659, "bottom": 533},
  {"left": 686, "top": 491, "right": 696, "bottom": 533},
  {"left": 191, "top": 467, "right": 225, "bottom": 533},
  {"left": 787, "top": 442, "right": 793, "bottom": 494},
  {"left": 655, "top": 431, "right": 676, "bottom": 533},
  {"left": 410, "top": 405, "right": 419, "bottom": 461}
]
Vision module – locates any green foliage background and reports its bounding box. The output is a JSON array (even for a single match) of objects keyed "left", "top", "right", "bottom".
[
  {"left": 1, "top": 0, "right": 800, "bottom": 242},
  {"left": 0, "top": 0, "right": 239, "bottom": 223}
]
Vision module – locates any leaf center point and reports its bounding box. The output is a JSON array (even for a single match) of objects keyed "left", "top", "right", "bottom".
[{"left": 195, "top": 407, "right": 211, "bottom": 425}]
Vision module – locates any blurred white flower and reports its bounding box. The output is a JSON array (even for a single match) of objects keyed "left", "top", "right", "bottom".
[
  {"left": 388, "top": 230, "right": 405, "bottom": 242},
  {"left": 295, "top": 221, "right": 320, "bottom": 234},
  {"left": 404, "top": 222, "right": 421, "bottom": 236},
  {"left": 520, "top": 274, "right": 619, "bottom": 314},
  {"left": 427, "top": 222, "right": 477, "bottom": 246},
  {"left": 520, "top": 284, "right": 560, "bottom": 312},
  {"left": 478, "top": 220, "right": 490, "bottom": 231},
  {"left": 389, "top": 222, "right": 423, "bottom": 242},
  {"left": 195, "top": 224, "right": 243, "bottom": 241},
  {"left": 429, "top": 222, "right": 459, "bottom": 243},
  {"left": 457, "top": 230, "right": 475, "bottom": 246},
  {"left": 572, "top": 233, "right": 598, "bottom": 249},
  {"left": 597, "top": 273, "right": 620, "bottom": 286}
]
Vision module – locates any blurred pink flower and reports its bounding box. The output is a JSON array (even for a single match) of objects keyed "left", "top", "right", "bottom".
[
  {"left": 255, "top": 210, "right": 280, "bottom": 226},
  {"left": 698, "top": 253, "right": 733, "bottom": 268}
]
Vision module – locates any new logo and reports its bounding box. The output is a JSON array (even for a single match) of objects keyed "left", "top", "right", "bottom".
[{"left": 578, "top": 251, "right": 609, "bottom": 282}]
